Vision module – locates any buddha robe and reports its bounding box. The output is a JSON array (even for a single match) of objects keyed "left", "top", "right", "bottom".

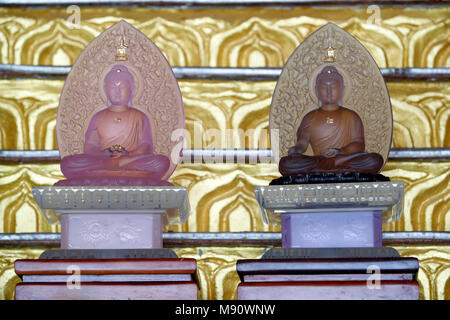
[
  {"left": 279, "top": 107, "right": 383, "bottom": 176},
  {"left": 60, "top": 107, "right": 170, "bottom": 180}
]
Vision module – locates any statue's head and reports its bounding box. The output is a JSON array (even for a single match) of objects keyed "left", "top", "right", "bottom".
[
  {"left": 104, "top": 65, "right": 135, "bottom": 107},
  {"left": 315, "top": 66, "right": 344, "bottom": 107}
]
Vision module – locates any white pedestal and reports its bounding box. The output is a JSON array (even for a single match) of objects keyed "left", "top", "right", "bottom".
[
  {"left": 255, "top": 181, "right": 404, "bottom": 248},
  {"left": 33, "top": 186, "right": 190, "bottom": 250}
]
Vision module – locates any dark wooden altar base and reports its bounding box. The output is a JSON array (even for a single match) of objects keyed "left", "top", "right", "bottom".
[
  {"left": 15, "top": 282, "right": 198, "bottom": 300},
  {"left": 270, "top": 172, "right": 390, "bottom": 185},
  {"left": 237, "top": 258, "right": 419, "bottom": 300},
  {"left": 238, "top": 281, "right": 419, "bottom": 300},
  {"left": 14, "top": 258, "right": 198, "bottom": 300}
]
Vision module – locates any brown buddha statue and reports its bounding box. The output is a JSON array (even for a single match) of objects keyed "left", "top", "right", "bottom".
[{"left": 279, "top": 65, "right": 384, "bottom": 177}]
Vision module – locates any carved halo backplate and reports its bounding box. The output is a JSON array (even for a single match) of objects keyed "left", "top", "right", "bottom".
[
  {"left": 56, "top": 20, "right": 185, "bottom": 179},
  {"left": 269, "top": 23, "right": 393, "bottom": 166}
]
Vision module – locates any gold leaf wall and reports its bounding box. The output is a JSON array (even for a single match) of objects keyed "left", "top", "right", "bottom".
[
  {"left": 0, "top": 7, "right": 448, "bottom": 67},
  {"left": 0, "top": 5, "right": 449, "bottom": 300},
  {"left": 1, "top": 161, "right": 449, "bottom": 233},
  {"left": 0, "top": 80, "right": 448, "bottom": 151},
  {"left": 0, "top": 79, "right": 448, "bottom": 233},
  {"left": 0, "top": 6, "right": 448, "bottom": 234}
]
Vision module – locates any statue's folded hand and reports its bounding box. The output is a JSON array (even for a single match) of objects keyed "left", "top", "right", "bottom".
[
  {"left": 320, "top": 148, "right": 340, "bottom": 158},
  {"left": 108, "top": 145, "right": 129, "bottom": 158},
  {"left": 110, "top": 150, "right": 123, "bottom": 158}
]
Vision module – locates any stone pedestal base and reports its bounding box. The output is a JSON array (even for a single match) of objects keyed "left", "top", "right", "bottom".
[
  {"left": 281, "top": 211, "right": 382, "bottom": 248},
  {"left": 14, "top": 258, "right": 198, "bottom": 300},
  {"left": 61, "top": 212, "right": 163, "bottom": 249},
  {"left": 238, "top": 281, "right": 418, "bottom": 300},
  {"left": 245, "top": 182, "right": 418, "bottom": 299},
  {"left": 32, "top": 186, "right": 191, "bottom": 250},
  {"left": 237, "top": 258, "right": 419, "bottom": 300}
]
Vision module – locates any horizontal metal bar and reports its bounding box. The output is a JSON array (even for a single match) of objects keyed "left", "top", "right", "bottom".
[
  {"left": 0, "top": 0, "right": 448, "bottom": 8},
  {"left": 0, "top": 65, "right": 449, "bottom": 81},
  {"left": 0, "top": 233, "right": 61, "bottom": 242},
  {"left": 165, "top": 232, "right": 282, "bottom": 241},
  {"left": 166, "top": 231, "right": 450, "bottom": 243},
  {"left": 388, "top": 148, "right": 450, "bottom": 161},
  {"left": 0, "top": 232, "right": 449, "bottom": 248},
  {"left": 382, "top": 232, "right": 450, "bottom": 241},
  {"left": 180, "top": 149, "right": 274, "bottom": 163},
  {"left": 1, "top": 148, "right": 449, "bottom": 163},
  {"left": 381, "top": 68, "right": 450, "bottom": 81},
  {"left": 174, "top": 67, "right": 282, "bottom": 81},
  {"left": 0, "top": 150, "right": 61, "bottom": 163}
]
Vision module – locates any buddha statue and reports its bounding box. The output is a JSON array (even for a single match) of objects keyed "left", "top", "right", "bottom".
[
  {"left": 58, "top": 64, "right": 171, "bottom": 185},
  {"left": 278, "top": 65, "right": 384, "bottom": 177}
]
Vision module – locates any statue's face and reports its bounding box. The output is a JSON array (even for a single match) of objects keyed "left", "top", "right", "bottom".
[
  {"left": 105, "top": 78, "right": 132, "bottom": 107},
  {"left": 316, "top": 68, "right": 344, "bottom": 106}
]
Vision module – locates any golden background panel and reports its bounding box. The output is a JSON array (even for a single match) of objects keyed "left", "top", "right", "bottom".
[
  {"left": 0, "top": 80, "right": 448, "bottom": 150},
  {"left": 0, "top": 80, "right": 60, "bottom": 150},
  {"left": 382, "top": 161, "right": 450, "bottom": 232},
  {"left": 0, "top": 7, "right": 448, "bottom": 68},
  {"left": 0, "top": 4, "right": 448, "bottom": 302},
  {"left": 0, "top": 163, "right": 61, "bottom": 233},
  {"left": 0, "top": 248, "right": 43, "bottom": 301},
  {"left": 0, "top": 246, "right": 449, "bottom": 300},
  {"left": 388, "top": 82, "right": 450, "bottom": 148},
  {"left": 169, "top": 163, "right": 281, "bottom": 232},
  {"left": 0, "top": 162, "right": 448, "bottom": 233},
  {"left": 395, "top": 246, "right": 450, "bottom": 300}
]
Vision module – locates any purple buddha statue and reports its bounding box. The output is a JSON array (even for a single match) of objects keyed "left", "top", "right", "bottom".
[{"left": 56, "top": 65, "right": 171, "bottom": 186}]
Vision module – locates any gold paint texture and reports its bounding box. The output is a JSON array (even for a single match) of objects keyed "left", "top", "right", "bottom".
[
  {"left": 0, "top": 6, "right": 448, "bottom": 300},
  {"left": 0, "top": 162, "right": 448, "bottom": 233},
  {"left": 382, "top": 162, "right": 450, "bottom": 232},
  {"left": 0, "top": 164, "right": 62, "bottom": 233},
  {"left": 395, "top": 246, "right": 450, "bottom": 300},
  {"left": 0, "top": 246, "right": 449, "bottom": 300},
  {"left": 0, "top": 79, "right": 447, "bottom": 232},
  {"left": 0, "top": 80, "right": 448, "bottom": 150},
  {"left": 0, "top": 8, "right": 448, "bottom": 68},
  {"left": 0, "top": 248, "right": 42, "bottom": 301}
]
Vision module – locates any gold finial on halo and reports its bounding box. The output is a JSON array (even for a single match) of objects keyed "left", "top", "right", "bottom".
[
  {"left": 324, "top": 44, "right": 336, "bottom": 63},
  {"left": 115, "top": 36, "right": 128, "bottom": 61}
]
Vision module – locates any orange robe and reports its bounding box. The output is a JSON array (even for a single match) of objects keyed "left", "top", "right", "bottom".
[
  {"left": 60, "top": 107, "right": 169, "bottom": 180},
  {"left": 279, "top": 107, "right": 383, "bottom": 175}
]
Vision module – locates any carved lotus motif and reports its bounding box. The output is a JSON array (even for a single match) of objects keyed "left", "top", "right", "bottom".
[
  {"left": 117, "top": 224, "right": 143, "bottom": 243},
  {"left": 81, "top": 221, "right": 110, "bottom": 244}
]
